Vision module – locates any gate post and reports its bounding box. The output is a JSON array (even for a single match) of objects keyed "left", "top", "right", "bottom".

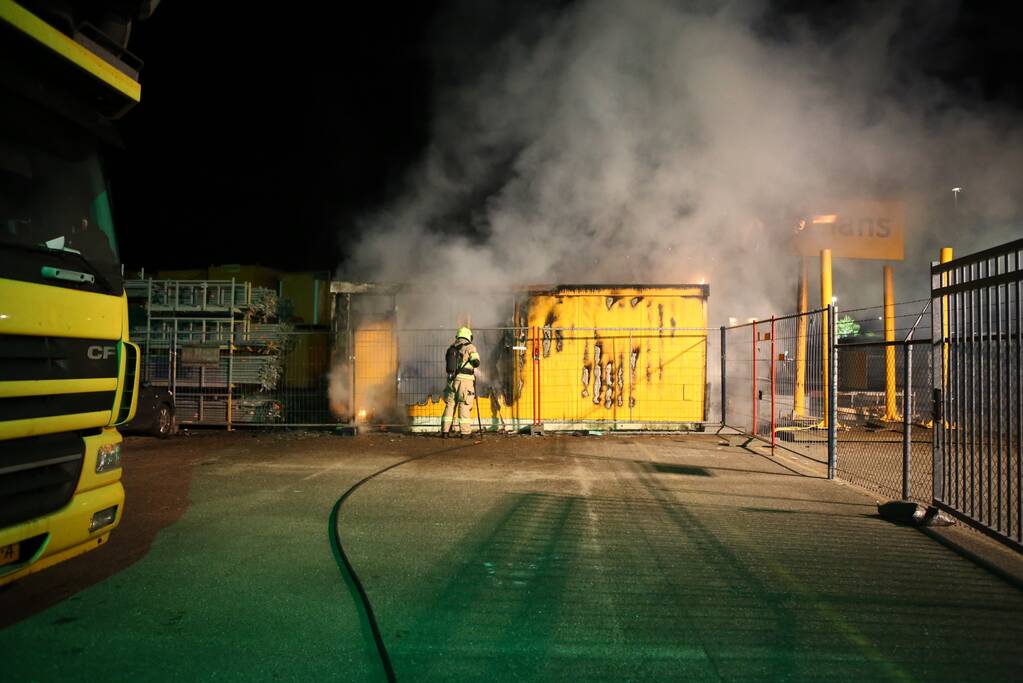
[
  {"left": 902, "top": 342, "right": 912, "bottom": 500},
  {"left": 932, "top": 249, "right": 953, "bottom": 502},
  {"left": 827, "top": 305, "right": 838, "bottom": 480},
  {"left": 227, "top": 317, "right": 235, "bottom": 432},
  {"left": 752, "top": 321, "right": 758, "bottom": 436},
  {"left": 771, "top": 316, "right": 776, "bottom": 450},
  {"left": 720, "top": 326, "right": 726, "bottom": 426}
]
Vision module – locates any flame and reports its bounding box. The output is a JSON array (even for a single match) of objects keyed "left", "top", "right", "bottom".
[{"left": 812, "top": 214, "right": 837, "bottom": 224}]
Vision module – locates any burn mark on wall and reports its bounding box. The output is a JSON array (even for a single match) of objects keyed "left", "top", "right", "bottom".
[
  {"left": 555, "top": 328, "right": 564, "bottom": 353},
  {"left": 604, "top": 359, "right": 614, "bottom": 409},
  {"left": 630, "top": 297, "right": 642, "bottom": 308},
  {"left": 488, "top": 329, "right": 518, "bottom": 405},
  {"left": 670, "top": 317, "right": 676, "bottom": 336},
  {"left": 616, "top": 353, "right": 624, "bottom": 408},
  {"left": 581, "top": 344, "right": 590, "bottom": 397},
  {"left": 605, "top": 296, "right": 623, "bottom": 310},
  {"left": 630, "top": 346, "right": 639, "bottom": 408},
  {"left": 592, "top": 341, "right": 603, "bottom": 405},
  {"left": 542, "top": 309, "right": 556, "bottom": 357},
  {"left": 658, "top": 303, "right": 664, "bottom": 329}
]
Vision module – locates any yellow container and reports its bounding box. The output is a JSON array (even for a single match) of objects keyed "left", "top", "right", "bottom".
[
  {"left": 353, "top": 317, "right": 398, "bottom": 424},
  {"left": 396, "top": 285, "right": 709, "bottom": 431},
  {"left": 517, "top": 286, "right": 708, "bottom": 428}
]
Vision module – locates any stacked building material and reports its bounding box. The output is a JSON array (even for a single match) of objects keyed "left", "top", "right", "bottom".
[{"left": 126, "top": 278, "right": 295, "bottom": 426}]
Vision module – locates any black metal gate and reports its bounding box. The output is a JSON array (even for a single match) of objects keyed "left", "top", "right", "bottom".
[{"left": 932, "top": 238, "right": 1023, "bottom": 551}]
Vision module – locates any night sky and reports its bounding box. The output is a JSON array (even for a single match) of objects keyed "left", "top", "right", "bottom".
[
  {"left": 109, "top": 2, "right": 441, "bottom": 273},
  {"left": 108, "top": 1, "right": 1023, "bottom": 275}
]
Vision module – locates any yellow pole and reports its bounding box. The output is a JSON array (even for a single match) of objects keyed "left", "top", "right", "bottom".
[
  {"left": 794, "top": 258, "right": 808, "bottom": 417},
  {"left": 941, "top": 247, "right": 953, "bottom": 390},
  {"left": 883, "top": 266, "right": 898, "bottom": 420},
  {"left": 821, "top": 249, "right": 833, "bottom": 424}
]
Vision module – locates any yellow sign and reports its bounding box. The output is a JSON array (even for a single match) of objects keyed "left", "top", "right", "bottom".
[{"left": 794, "top": 200, "right": 904, "bottom": 260}]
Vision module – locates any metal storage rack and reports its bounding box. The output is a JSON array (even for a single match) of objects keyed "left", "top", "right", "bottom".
[{"left": 126, "top": 278, "right": 292, "bottom": 427}]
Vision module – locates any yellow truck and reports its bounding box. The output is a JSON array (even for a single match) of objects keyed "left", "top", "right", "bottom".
[{"left": 0, "top": 0, "right": 149, "bottom": 585}]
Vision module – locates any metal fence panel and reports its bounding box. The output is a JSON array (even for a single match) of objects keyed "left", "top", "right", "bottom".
[
  {"left": 533, "top": 328, "right": 709, "bottom": 430},
  {"left": 933, "top": 238, "right": 1022, "bottom": 551},
  {"left": 834, "top": 340, "right": 933, "bottom": 501},
  {"left": 393, "top": 327, "right": 711, "bottom": 432},
  {"left": 771, "top": 311, "right": 829, "bottom": 465},
  {"left": 398, "top": 328, "right": 524, "bottom": 431},
  {"left": 723, "top": 309, "right": 829, "bottom": 465},
  {"left": 723, "top": 323, "right": 754, "bottom": 435},
  {"left": 137, "top": 327, "right": 333, "bottom": 427}
]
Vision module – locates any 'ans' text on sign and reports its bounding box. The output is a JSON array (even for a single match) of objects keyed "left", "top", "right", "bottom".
[{"left": 794, "top": 200, "right": 905, "bottom": 260}]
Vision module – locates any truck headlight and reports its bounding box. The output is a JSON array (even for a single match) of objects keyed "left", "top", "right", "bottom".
[{"left": 95, "top": 444, "right": 122, "bottom": 473}]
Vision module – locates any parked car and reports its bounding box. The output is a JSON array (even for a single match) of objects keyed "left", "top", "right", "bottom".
[{"left": 121, "top": 382, "right": 175, "bottom": 438}]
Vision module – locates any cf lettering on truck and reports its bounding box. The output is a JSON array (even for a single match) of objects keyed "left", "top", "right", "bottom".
[{"left": 0, "top": 0, "right": 153, "bottom": 585}]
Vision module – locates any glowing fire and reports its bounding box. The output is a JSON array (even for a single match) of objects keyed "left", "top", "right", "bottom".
[{"left": 811, "top": 214, "right": 838, "bottom": 224}]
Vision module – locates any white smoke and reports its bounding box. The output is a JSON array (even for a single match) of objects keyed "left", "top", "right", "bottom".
[{"left": 344, "top": 0, "right": 1023, "bottom": 326}]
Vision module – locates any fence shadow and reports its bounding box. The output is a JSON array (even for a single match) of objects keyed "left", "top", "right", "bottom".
[{"left": 378, "top": 480, "right": 1023, "bottom": 681}]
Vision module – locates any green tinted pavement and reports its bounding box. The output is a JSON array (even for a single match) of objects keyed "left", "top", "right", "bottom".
[{"left": 2, "top": 433, "right": 1021, "bottom": 681}]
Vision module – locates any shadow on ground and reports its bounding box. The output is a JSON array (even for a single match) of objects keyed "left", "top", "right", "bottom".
[
  {"left": 370, "top": 438, "right": 1023, "bottom": 681},
  {"left": 0, "top": 436, "right": 204, "bottom": 628}
]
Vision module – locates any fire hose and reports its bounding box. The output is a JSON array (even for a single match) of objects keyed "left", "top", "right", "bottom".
[{"left": 327, "top": 442, "right": 477, "bottom": 682}]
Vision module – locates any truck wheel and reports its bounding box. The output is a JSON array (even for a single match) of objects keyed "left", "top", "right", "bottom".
[{"left": 153, "top": 403, "right": 173, "bottom": 438}]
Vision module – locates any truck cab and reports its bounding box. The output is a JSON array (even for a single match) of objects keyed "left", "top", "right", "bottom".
[{"left": 0, "top": 0, "right": 150, "bottom": 585}]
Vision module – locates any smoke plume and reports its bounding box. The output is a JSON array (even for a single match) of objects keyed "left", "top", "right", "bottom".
[{"left": 344, "top": 0, "right": 1023, "bottom": 326}]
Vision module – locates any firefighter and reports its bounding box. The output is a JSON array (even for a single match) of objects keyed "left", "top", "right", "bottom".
[{"left": 441, "top": 327, "right": 480, "bottom": 437}]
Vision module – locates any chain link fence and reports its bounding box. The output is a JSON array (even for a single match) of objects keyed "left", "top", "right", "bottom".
[
  {"left": 342, "top": 326, "right": 714, "bottom": 432},
  {"left": 139, "top": 326, "right": 332, "bottom": 427},
  {"left": 828, "top": 300, "right": 934, "bottom": 500},
  {"left": 721, "top": 299, "right": 939, "bottom": 504},
  {"left": 532, "top": 328, "right": 710, "bottom": 430},
  {"left": 834, "top": 339, "right": 933, "bottom": 501},
  {"left": 723, "top": 309, "right": 830, "bottom": 466}
]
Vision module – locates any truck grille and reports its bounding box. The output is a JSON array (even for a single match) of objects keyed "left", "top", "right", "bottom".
[
  {"left": 0, "top": 334, "right": 119, "bottom": 424},
  {"left": 0, "top": 433, "right": 84, "bottom": 527},
  {"left": 0, "top": 334, "right": 119, "bottom": 382}
]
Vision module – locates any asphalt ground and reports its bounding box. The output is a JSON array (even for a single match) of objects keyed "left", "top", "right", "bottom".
[{"left": 1, "top": 431, "right": 1022, "bottom": 682}]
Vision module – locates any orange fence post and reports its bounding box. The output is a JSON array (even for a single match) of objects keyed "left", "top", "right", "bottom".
[
  {"left": 771, "top": 316, "right": 776, "bottom": 449},
  {"left": 752, "top": 321, "right": 758, "bottom": 436}
]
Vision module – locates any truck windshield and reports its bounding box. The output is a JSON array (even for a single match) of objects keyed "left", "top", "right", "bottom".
[{"left": 0, "top": 92, "right": 122, "bottom": 293}]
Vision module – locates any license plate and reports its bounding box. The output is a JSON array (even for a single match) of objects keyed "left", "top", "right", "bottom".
[{"left": 0, "top": 542, "right": 19, "bottom": 567}]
